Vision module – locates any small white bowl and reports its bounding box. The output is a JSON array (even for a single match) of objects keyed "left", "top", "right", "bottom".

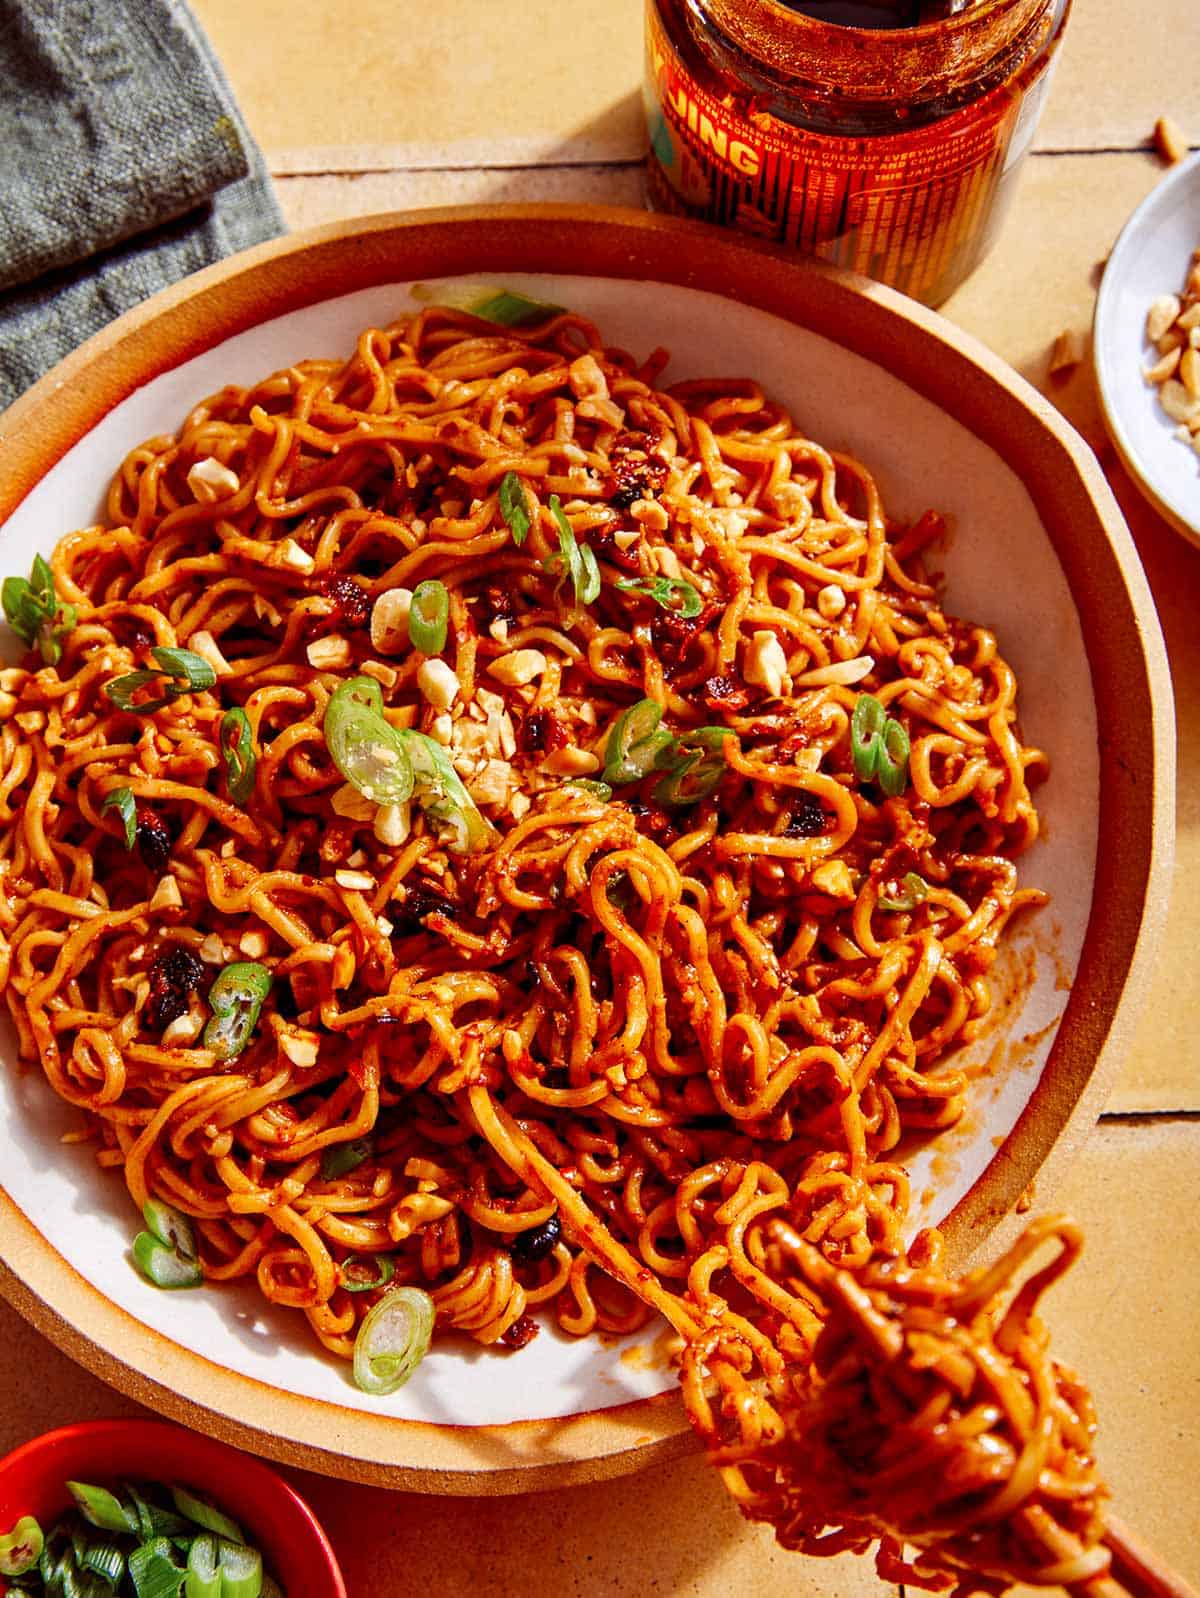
[{"left": 1094, "top": 151, "right": 1200, "bottom": 544}]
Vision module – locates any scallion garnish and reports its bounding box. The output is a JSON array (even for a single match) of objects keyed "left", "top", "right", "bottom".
[
  {"left": 6, "top": 1483, "right": 282, "bottom": 1598},
  {"left": 202, "top": 962, "right": 272, "bottom": 1063},
  {"left": 615, "top": 575, "right": 703, "bottom": 619},
  {"left": 186, "top": 1533, "right": 221, "bottom": 1598},
  {"left": 2, "top": 554, "right": 77, "bottom": 666},
  {"left": 81, "top": 1537, "right": 127, "bottom": 1587},
  {"left": 103, "top": 787, "right": 138, "bottom": 850},
  {"left": 340, "top": 1254, "right": 396, "bottom": 1294},
  {"left": 408, "top": 580, "right": 450, "bottom": 655},
  {"left": 215, "top": 1538, "right": 263, "bottom": 1598},
  {"left": 133, "top": 1231, "right": 204, "bottom": 1290},
  {"left": 142, "top": 1198, "right": 198, "bottom": 1261},
  {"left": 547, "top": 496, "right": 600, "bottom": 609},
  {"left": 219, "top": 709, "right": 257, "bottom": 807},
  {"left": 0, "top": 1514, "right": 43, "bottom": 1576},
  {"left": 352, "top": 1285, "right": 435, "bottom": 1396},
  {"left": 562, "top": 777, "right": 613, "bottom": 800},
  {"left": 67, "top": 1483, "right": 137, "bottom": 1537},
  {"left": 128, "top": 1535, "right": 188, "bottom": 1597},
  {"left": 323, "top": 677, "right": 491, "bottom": 853},
  {"left": 877, "top": 872, "right": 929, "bottom": 912},
  {"left": 400, "top": 731, "right": 493, "bottom": 854},
  {"left": 876, "top": 717, "right": 912, "bottom": 799},
  {"left": 601, "top": 699, "right": 675, "bottom": 786},
  {"left": 850, "top": 693, "right": 911, "bottom": 798},
  {"left": 324, "top": 676, "right": 416, "bottom": 807},
  {"left": 652, "top": 727, "right": 733, "bottom": 808},
  {"left": 170, "top": 1488, "right": 243, "bottom": 1547},
  {"left": 321, "top": 1136, "right": 374, "bottom": 1180},
  {"left": 498, "top": 471, "right": 531, "bottom": 546},
  {"left": 105, "top": 647, "right": 217, "bottom": 714},
  {"left": 412, "top": 281, "right": 562, "bottom": 327}
]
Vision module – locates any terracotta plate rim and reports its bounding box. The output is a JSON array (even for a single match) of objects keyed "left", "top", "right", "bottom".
[{"left": 0, "top": 205, "right": 1175, "bottom": 1491}]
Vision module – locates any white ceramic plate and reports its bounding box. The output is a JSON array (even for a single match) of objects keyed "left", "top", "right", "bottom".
[
  {"left": 0, "top": 210, "right": 1172, "bottom": 1488},
  {"left": 1094, "top": 151, "right": 1200, "bottom": 543}
]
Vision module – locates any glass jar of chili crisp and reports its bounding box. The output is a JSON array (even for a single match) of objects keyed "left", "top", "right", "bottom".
[{"left": 644, "top": 0, "right": 1071, "bottom": 306}]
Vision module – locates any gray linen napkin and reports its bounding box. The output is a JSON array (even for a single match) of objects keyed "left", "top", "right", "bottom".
[{"left": 0, "top": 0, "right": 285, "bottom": 410}]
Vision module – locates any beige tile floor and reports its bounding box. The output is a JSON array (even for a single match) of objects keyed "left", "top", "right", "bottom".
[
  {"left": 199, "top": 0, "right": 1199, "bottom": 171},
  {"left": 6, "top": 4, "right": 1199, "bottom": 1594}
]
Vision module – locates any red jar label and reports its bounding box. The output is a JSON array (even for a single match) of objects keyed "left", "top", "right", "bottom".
[{"left": 645, "top": 3, "right": 1055, "bottom": 305}]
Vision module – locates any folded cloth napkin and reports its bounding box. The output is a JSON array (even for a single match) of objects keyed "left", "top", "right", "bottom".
[{"left": 0, "top": 0, "right": 285, "bottom": 410}]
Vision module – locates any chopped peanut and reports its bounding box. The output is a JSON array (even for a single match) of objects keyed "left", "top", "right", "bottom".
[
  {"left": 370, "top": 588, "right": 414, "bottom": 654},
  {"left": 487, "top": 649, "right": 547, "bottom": 687},
  {"left": 542, "top": 746, "right": 601, "bottom": 776},
  {"left": 148, "top": 875, "right": 183, "bottom": 912},
  {"left": 417, "top": 658, "right": 461, "bottom": 710},
  {"left": 374, "top": 802, "right": 411, "bottom": 847},
  {"left": 743, "top": 630, "right": 790, "bottom": 699},
  {"left": 334, "top": 869, "right": 376, "bottom": 892},
  {"left": 306, "top": 634, "right": 353, "bottom": 671},
  {"left": 187, "top": 456, "right": 240, "bottom": 502}
]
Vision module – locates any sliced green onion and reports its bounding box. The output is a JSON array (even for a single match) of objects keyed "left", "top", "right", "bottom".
[
  {"left": 340, "top": 1254, "right": 396, "bottom": 1293},
  {"left": 398, "top": 730, "right": 492, "bottom": 855},
  {"left": 321, "top": 1136, "right": 374, "bottom": 1179},
  {"left": 579, "top": 543, "right": 601, "bottom": 605},
  {"left": 411, "top": 281, "right": 562, "bottom": 326},
  {"left": 66, "top": 1484, "right": 136, "bottom": 1537},
  {"left": 202, "top": 962, "right": 272, "bottom": 1062},
  {"left": 877, "top": 872, "right": 928, "bottom": 912},
  {"left": 353, "top": 1286, "right": 435, "bottom": 1396},
  {"left": 102, "top": 787, "right": 138, "bottom": 850},
  {"left": 105, "top": 647, "right": 217, "bottom": 715},
  {"left": 38, "top": 1542, "right": 86, "bottom": 1598},
  {"left": 143, "top": 1198, "right": 198, "bottom": 1260},
  {"left": 653, "top": 747, "right": 723, "bottom": 807},
  {"left": 562, "top": 777, "right": 612, "bottom": 800},
  {"left": 133, "top": 1232, "right": 204, "bottom": 1290},
  {"left": 2, "top": 554, "right": 77, "bottom": 665},
  {"left": 547, "top": 496, "right": 599, "bottom": 609},
  {"left": 80, "top": 1539, "right": 126, "bottom": 1587},
  {"left": 127, "top": 1536, "right": 187, "bottom": 1598},
  {"left": 215, "top": 1538, "right": 262, "bottom": 1598},
  {"left": 151, "top": 647, "right": 217, "bottom": 691},
  {"left": 104, "top": 669, "right": 177, "bottom": 714},
  {"left": 122, "top": 1484, "right": 191, "bottom": 1545},
  {"left": 219, "top": 710, "right": 257, "bottom": 807},
  {"left": 850, "top": 693, "right": 910, "bottom": 797},
  {"left": 185, "top": 1535, "right": 220, "bottom": 1598},
  {"left": 850, "top": 693, "right": 887, "bottom": 782},
  {"left": 124, "top": 1483, "right": 157, "bottom": 1545},
  {"left": 498, "top": 472, "right": 531, "bottom": 546},
  {"left": 876, "top": 716, "right": 911, "bottom": 798},
  {"left": 469, "top": 289, "right": 561, "bottom": 326},
  {"left": 324, "top": 680, "right": 491, "bottom": 854},
  {"left": 408, "top": 580, "right": 450, "bottom": 655},
  {"left": 0, "top": 1515, "right": 43, "bottom": 1576},
  {"left": 614, "top": 575, "right": 703, "bottom": 619},
  {"left": 323, "top": 676, "right": 416, "bottom": 807},
  {"left": 601, "top": 699, "right": 674, "bottom": 786},
  {"left": 171, "top": 1489, "right": 243, "bottom": 1548}
]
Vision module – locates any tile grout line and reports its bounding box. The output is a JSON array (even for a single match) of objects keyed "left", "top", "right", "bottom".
[
  {"left": 1098, "top": 1108, "right": 1200, "bottom": 1125},
  {"left": 267, "top": 145, "right": 1190, "bottom": 183}
]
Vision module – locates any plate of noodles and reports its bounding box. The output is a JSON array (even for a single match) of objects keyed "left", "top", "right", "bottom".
[{"left": 0, "top": 208, "right": 1172, "bottom": 1510}]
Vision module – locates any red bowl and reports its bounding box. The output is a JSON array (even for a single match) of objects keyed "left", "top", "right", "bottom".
[{"left": 0, "top": 1418, "right": 346, "bottom": 1596}]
